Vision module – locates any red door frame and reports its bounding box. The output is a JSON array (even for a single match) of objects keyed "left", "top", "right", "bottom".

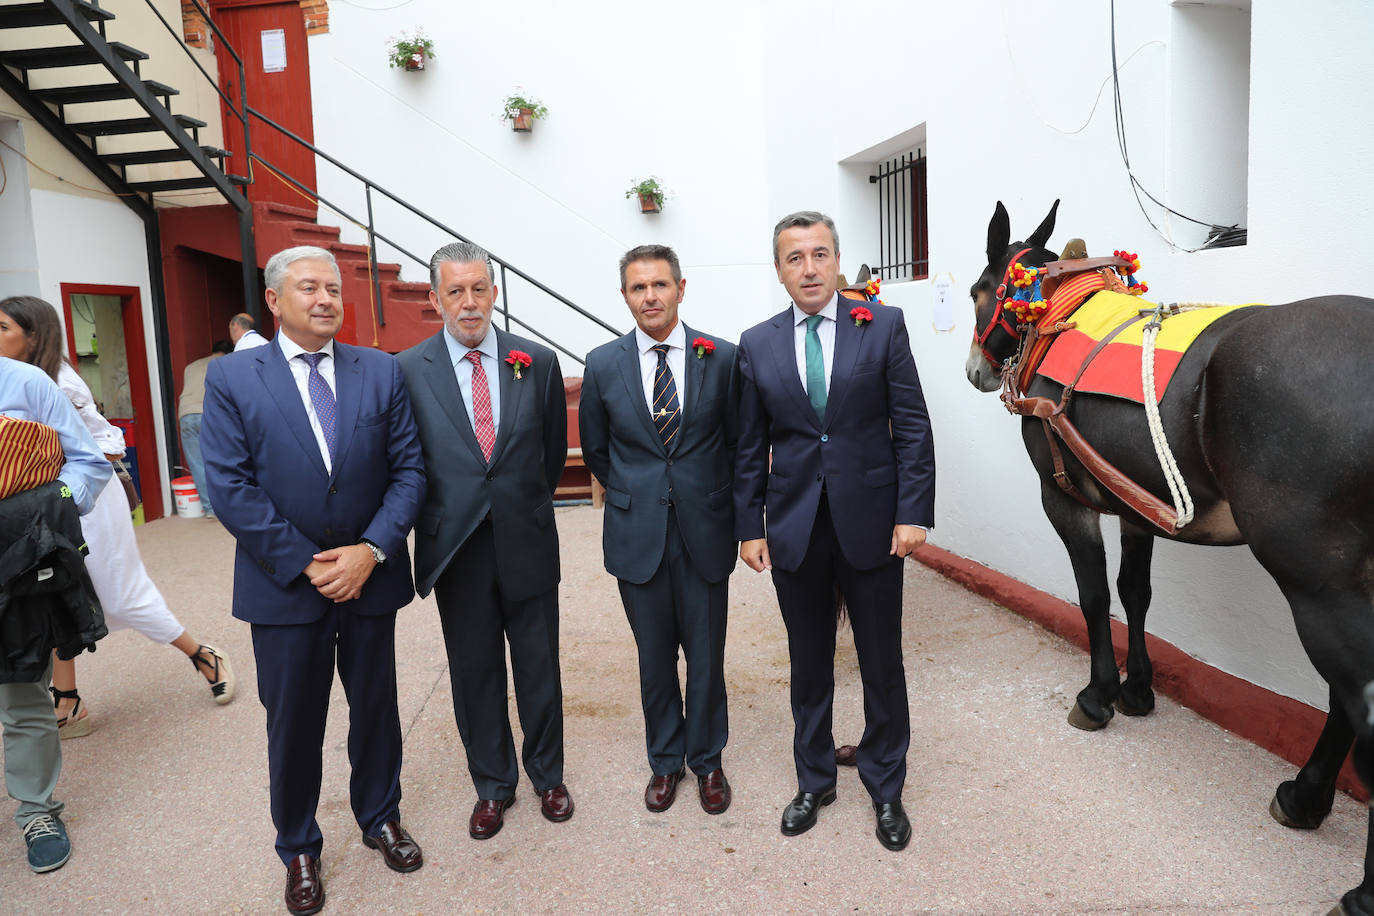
[{"left": 58, "top": 283, "right": 164, "bottom": 520}]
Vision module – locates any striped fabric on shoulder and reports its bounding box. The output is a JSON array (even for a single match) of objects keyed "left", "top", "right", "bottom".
[{"left": 0, "top": 415, "right": 64, "bottom": 501}]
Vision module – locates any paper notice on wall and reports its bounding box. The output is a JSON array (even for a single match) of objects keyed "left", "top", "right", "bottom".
[
  {"left": 261, "top": 29, "right": 286, "bottom": 73},
  {"left": 932, "top": 273, "right": 956, "bottom": 332}
]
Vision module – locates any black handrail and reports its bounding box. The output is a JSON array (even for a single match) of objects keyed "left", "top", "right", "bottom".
[
  {"left": 244, "top": 105, "right": 623, "bottom": 341},
  {"left": 137, "top": 0, "right": 241, "bottom": 121},
  {"left": 250, "top": 151, "right": 597, "bottom": 366}
]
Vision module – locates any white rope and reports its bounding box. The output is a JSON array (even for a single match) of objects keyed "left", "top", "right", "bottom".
[{"left": 1140, "top": 305, "right": 1195, "bottom": 529}]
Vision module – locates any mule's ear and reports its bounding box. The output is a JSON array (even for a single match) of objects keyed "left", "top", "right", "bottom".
[
  {"left": 1026, "top": 199, "right": 1060, "bottom": 250},
  {"left": 987, "top": 201, "right": 1010, "bottom": 264}
]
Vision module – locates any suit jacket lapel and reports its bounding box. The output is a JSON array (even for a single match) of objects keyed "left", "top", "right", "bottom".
[
  {"left": 768, "top": 310, "right": 819, "bottom": 429},
  {"left": 822, "top": 306, "right": 863, "bottom": 429},
  {"left": 616, "top": 333, "right": 665, "bottom": 453},
  {"left": 328, "top": 344, "right": 361, "bottom": 478},
  {"left": 680, "top": 323, "right": 707, "bottom": 450},
  {"left": 421, "top": 332, "right": 487, "bottom": 465},
  {"left": 261, "top": 341, "right": 328, "bottom": 479},
  {"left": 487, "top": 330, "right": 523, "bottom": 467}
]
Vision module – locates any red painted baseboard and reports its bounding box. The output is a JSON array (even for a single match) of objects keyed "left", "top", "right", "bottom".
[{"left": 912, "top": 543, "right": 1366, "bottom": 801}]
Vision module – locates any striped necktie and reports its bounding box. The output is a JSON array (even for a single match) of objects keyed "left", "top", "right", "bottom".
[
  {"left": 651, "top": 344, "right": 681, "bottom": 450},
  {"left": 466, "top": 350, "right": 496, "bottom": 462}
]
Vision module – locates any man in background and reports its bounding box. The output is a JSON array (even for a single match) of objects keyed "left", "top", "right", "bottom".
[
  {"left": 178, "top": 339, "right": 233, "bottom": 518},
  {"left": 229, "top": 313, "right": 269, "bottom": 352}
]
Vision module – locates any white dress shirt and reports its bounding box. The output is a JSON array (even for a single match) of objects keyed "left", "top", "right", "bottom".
[
  {"left": 792, "top": 294, "right": 839, "bottom": 395},
  {"left": 635, "top": 321, "right": 687, "bottom": 421},
  {"left": 277, "top": 334, "right": 337, "bottom": 474},
  {"left": 235, "top": 328, "right": 269, "bottom": 351},
  {"left": 443, "top": 324, "right": 502, "bottom": 436}
]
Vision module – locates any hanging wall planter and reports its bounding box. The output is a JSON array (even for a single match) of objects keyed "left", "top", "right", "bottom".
[
  {"left": 501, "top": 90, "right": 549, "bottom": 132},
  {"left": 387, "top": 28, "right": 435, "bottom": 71},
  {"left": 626, "top": 176, "right": 667, "bottom": 213}
]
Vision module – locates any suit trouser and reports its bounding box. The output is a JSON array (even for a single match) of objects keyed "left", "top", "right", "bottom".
[
  {"left": 770, "top": 494, "right": 909, "bottom": 803},
  {"left": 251, "top": 606, "right": 403, "bottom": 865},
  {"left": 617, "top": 508, "right": 729, "bottom": 777},
  {"left": 0, "top": 660, "right": 62, "bottom": 828},
  {"left": 434, "top": 519, "right": 564, "bottom": 799}
]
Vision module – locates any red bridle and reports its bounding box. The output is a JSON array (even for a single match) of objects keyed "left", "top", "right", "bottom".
[{"left": 974, "top": 246, "right": 1033, "bottom": 371}]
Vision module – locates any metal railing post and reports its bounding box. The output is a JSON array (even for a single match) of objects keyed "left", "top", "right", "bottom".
[
  {"left": 500, "top": 263, "right": 510, "bottom": 331},
  {"left": 236, "top": 55, "right": 258, "bottom": 319},
  {"left": 365, "top": 184, "right": 384, "bottom": 326}
]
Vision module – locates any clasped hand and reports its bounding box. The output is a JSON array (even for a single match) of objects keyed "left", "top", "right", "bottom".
[{"left": 305, "top": 544, "right": 377, "bottom": 603}]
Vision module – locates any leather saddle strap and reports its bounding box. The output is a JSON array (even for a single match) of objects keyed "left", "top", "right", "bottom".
[
  {"left": 1046, "top": 411, "right": 1178, "bottom": 534},
  {"left": 1058, "top": 311, "right": 1148, "bottom": 412},
  {"left": 1040, "top": 418, "right": 1109, "bottom": 513}
]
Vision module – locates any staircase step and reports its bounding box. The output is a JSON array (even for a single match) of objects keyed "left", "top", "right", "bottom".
[
  {"left": 0, "top": 42, "right": 146, "bottom": 70},
  {"left": 34, "top": 81, "right": 179, "bottom": 105},
  {"left": 354, "top": 261, "right": 402, "bottom": 280},
  {"left": 383, "top": 280, "right": 431, "bottom": 298},
  {"left": 256, "top": 200, "right": 318, "bottom": 222},
  {"left": 101, "top": 146, "right": 227, "bottom": 166},
  {"left": 325, "top": 240, "right": 371, "bottom": 259},
  {"left": 126, "top": 177, "right": 218, "bottom": 193},
  {"left": 282, "top": 221, "right": 340, "bottom": 242},
  {"left": 69, "top": 113, "right": 206, "bottom": 137},
  {"left": 0, "top": 2, "right": 114, "bottom": 30}
]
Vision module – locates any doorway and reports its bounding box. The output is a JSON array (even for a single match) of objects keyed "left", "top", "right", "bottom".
[{"left": 60, "top": 284, "right": 164, "bottom": 521}]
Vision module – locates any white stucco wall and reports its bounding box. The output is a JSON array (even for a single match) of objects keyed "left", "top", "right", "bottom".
[{"left": 308, "top": 0, "right": 1374, "bottom": 710}]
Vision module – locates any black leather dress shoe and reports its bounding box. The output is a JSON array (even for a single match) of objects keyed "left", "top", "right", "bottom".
[
  {"left": 362, "top": 820, "right": 423, "bottom": 872},
  {"left": 780, "top": 788, "right": 837, "bottom": 836},
  {"left": 874, "top": 800, "right": 911, "bottom": 851},
  {"left": 284, "top": 853, "right": 324, "bottom": 915}
]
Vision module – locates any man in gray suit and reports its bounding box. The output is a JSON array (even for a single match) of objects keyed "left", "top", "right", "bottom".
[
  {"left": 397, "top": 242, "right": 571, "bottom": 841},
  {"left": 579, "top": 245, "right": 739, "bottom": 814}
]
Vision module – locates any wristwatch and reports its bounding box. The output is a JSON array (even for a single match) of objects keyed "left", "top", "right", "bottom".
[{"left": 361, "top": 540, "right": 387, "bottom": 565}]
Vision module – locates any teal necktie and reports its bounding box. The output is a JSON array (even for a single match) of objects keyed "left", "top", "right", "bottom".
[{"left": 804, "top": 314, "right": 826, "bottom": 421}]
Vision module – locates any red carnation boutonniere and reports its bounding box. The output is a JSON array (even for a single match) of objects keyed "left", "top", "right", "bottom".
[
  {"left": 850, "top": 306, "right": 873, "bottom": 327},
  {"left": 691, "top": 336, "right": 715, "bottom": 359},
  {"left": 504, "top": 349, "right": 533, "bottom": 379}
]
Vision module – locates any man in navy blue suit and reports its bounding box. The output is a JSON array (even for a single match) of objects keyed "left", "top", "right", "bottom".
[
  {"left": 735, "top": 212, "right": 935, "bottom": 852},
  {"left": 202, "top": 246, "right": 427, "bottom": 916}
]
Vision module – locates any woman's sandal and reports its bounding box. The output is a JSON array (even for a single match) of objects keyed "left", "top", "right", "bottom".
[
  {"left": 49, "top": 686, "right": 92, "bottom": 740},
  {"left": 189, "top": 644, "right": 236, "bottom": 705}
]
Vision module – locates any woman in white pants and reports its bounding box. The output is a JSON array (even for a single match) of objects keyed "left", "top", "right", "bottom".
[{"left": 0, "top": 296, "right": 235, "bottom": 737}]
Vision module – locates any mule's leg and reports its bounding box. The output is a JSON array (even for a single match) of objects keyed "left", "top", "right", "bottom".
[
  {"left": 1114, "top": 524, "right": 1156, "bottom": 717},
  {"left": 1332, "top": 753, "right": 1374, "bottom": 916},
  {"left": 1039, "top": 485, "right": 1118, "bottom": 729},
  {"left": 1271, "top": 687, "right": 1352, "bottom": 830}
]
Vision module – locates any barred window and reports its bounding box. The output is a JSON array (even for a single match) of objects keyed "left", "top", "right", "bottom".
[{"left": 869, "top": 149, "right": 928, "bottom": 281}]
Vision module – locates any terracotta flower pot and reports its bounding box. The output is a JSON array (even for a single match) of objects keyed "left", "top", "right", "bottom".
[
  {"left": 512, "top": 107, "right": 534, "bottom": 132},
  {"left": 638, "top": 193, "right": 661, "bottom": 213},
  {"left": 403, "top": 50, "right": 425, "bottom": 71}
]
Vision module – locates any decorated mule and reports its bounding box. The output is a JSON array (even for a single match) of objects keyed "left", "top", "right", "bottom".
[{"left": 965, "top": 200, "right": 1374, "bottom": 916}]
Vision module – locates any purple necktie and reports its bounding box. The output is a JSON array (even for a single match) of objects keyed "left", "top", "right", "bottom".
[{"left": 299, "top": 352, "right": 336, "bottom": 462}]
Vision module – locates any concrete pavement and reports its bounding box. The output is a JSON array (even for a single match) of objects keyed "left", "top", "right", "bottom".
[{"left": 0, "top": 506, "right": 1365, "bottom": 915}]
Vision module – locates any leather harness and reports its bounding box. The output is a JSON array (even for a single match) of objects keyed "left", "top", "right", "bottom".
[{"left": 981, "top": 257, "right": 1181, "bottom": 534}]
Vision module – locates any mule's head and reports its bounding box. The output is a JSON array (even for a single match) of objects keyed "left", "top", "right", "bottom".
[{"left": 965, "top": 199, "right": 1060, "bottom": 391}]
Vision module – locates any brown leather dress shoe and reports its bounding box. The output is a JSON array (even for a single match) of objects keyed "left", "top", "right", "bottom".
[
  {"left": 698, "top": 768, "right": 732, "bottom": 815},
  {"left": 645, "top": 767, "right": 686, "bottom": 812},
  {"left": 362, "top": 820, "right": 423, "bottom": 873},
  {"left": 284, "top": 853, "right": 324, "bottom": 916},
  {"left": 469, "top": 796, "right": 515, "bottom": 840},
  {"left": 835, "top": 744, "right": 859, "bottom": 767},
  {"left": 537, "top": 784, "right": 574, "bottom": 822}
]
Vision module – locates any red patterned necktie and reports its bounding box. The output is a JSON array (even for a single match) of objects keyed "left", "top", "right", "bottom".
[{"left": 466, "top": 350, "right": 496, "bottom": 461}]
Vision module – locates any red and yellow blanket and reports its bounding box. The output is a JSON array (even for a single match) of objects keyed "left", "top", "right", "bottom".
[{"left": 1036, "top": 291, "right": 1264, "bottom": 404}]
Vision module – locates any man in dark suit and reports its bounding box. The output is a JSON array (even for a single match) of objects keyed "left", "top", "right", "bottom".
[
  {"left": 735, "top": 211, "right": 936, "bottom": 851},
  {"left": 202, "top": 246, "right": 427, "bottom": 915},
  {"left": 397, "top": 241, "right": 571, "bottom": 841},
  {"left": 579, "top": 245, "right": 739, "bottom": 815}
]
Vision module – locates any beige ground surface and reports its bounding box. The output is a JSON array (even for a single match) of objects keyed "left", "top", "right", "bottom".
[{"left": 0, "top": 506, "right": 1366, "bottom": 914}]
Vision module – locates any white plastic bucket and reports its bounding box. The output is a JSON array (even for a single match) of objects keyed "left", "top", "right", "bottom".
[{"left": 172, "top": 476, "right": 204, "bottom": 518}]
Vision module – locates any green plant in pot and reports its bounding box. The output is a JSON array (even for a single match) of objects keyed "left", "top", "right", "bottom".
[
  {"left": 501, "top": 89, "right": 549, "bottom": 132},
  {"left": 626, "top": 176, "right": 667, "bottom": 213},
  {"left": 387, "top": 28, "right": 435, "bottom": 71}
]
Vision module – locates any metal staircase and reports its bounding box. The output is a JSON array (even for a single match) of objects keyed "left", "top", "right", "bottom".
[{"left": 0, "top": 0, "right": 244, "bottom": 206}]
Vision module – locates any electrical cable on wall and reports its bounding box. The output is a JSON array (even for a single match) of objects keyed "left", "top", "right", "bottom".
[{"left": 1109, "top": 0, "right": 1245, "bottom": 252}]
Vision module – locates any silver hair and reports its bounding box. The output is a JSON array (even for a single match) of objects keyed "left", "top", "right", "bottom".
[
  {"left": 264, "top": 245, "right": 341, "bottom": 292},
  {"left": 430, "top": 241, "right": 495, "bottom": 289},
  {"left": 772, "top": 211, "right": 840, "bottom": 263}
]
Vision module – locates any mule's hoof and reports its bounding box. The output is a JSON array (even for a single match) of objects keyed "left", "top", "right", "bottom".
[
  {"left": 1067, "top": 702, "right": 1112, "bottom": 731},
  {"left": 1328, "top": 905, "right": 1349, "bottom": 916},
  {"left": 1270, "top": 793, "right": 1304, "bottom": 829},
  {"left": 1114, "top": 695, "right": 1154, "bottom": 717}
]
